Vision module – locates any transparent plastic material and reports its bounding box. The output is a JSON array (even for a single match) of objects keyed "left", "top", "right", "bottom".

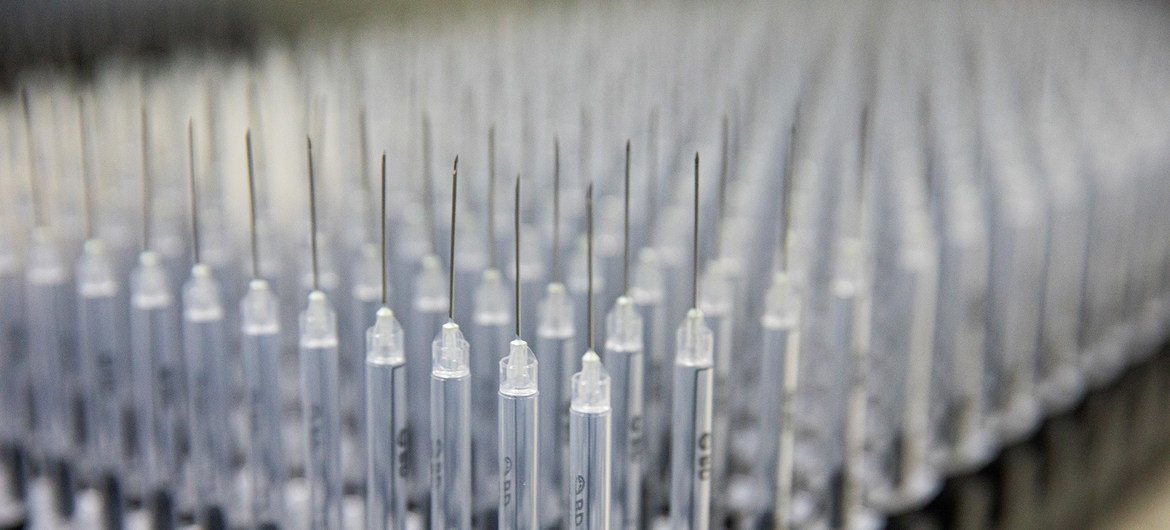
[
  {"left": 239, "top": 279, "right": 286, "bottom": 528},
  {"left": 76, "top": 239, "right": 125, "bottom": 484},
  {"left": 535, "top": 282, "right": 574, "bottom": 527},
  {"left": 298, "top": 290, "right": 343, "bottom": 530},
  {"left": 603, "top": 296, "right": 644, "bottom": 527},
  {"left": 365, "top": 307, "right": 407, "bottom": 530},
  {"left": 471, "top": 269, "right": 510, "bottom": 514},
  {"left": 129, "top": 250, "right": 184, "bottom": 523},
  {"left": 670, "top": 309, "right": 714, "bottom": 530},
  {"left": 568, "top": 350, "right": 611, "bottom": 530},
  {"left": 758, "top": 272, "right": 801, "bottom": 524},
  {"left": 348, "top": 243, "right": 382, "bottom": 489},
  {"left": 0, "top": 236, "right": 28, "bottom": 449},
  {"left": 409, "top": 254, "right": 447, "bottom": 503},
  {"left": 430, "top": 322, "right": 472, "bottom": 530},
  {"left": 26, "top": 230, "right": 75, "bottom": 459},
  {"left": 698, "top": 262, "right": 734, "bottom": 498},
  {"left": 630, "top": 248, "right": 670, "bottom": 513},
  {"left": 498, "top": 339, "right": 538, "bottom": 530},
  {"left": 182, "top": 264, "right": 232, "bottom": 526}
]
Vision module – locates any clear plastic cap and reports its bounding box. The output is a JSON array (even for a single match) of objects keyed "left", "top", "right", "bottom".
[
  {"left": 698, "top": 260, "right": 732, "bottom": 316},
  {"left": 27, "top": 227, "right": 66, "bottom": 284},
  {"left": 352, "top": 243, "right": 382, "bottom": 301},
  {"left": 538, "top": 282, "right": 575, "bottom": 339},
  {"left": 831, "top": 236, "right": 863, "bottom": 297},
  {"left": 241, "top": 279, "right": 280, "bottom": 335},
  {"left": 499, "top": 339, "right": 538, "bottom": 397},
  {"left": 474, "top": 269, "right": 510, "bottom": 326},
  {"left": 78, "top": 239, "right": 117, "bottom": 298},
  {"left": 131, "top": 250, "right": 172, "bottom": 309},
  {"left": 300, "top": 290, "right": 338, "bottom": 347},
  {"left": 605, "top": 296, "right": 643, "bottom": 353},
  {"left": 571, "top": 349, "right": 610, "bottom": 413},
  {"left": 432, "top": 321, "right": 469, "bottom": 377},
  {"left": 630, "top": 247, "right": 663, "bottom": 305},
  {"left": 568, "top": 236, "right": 605, "bottom": 294},
  {"left": 415, "top": 254, "right": 448, "bottom": 312},
  {"left": 367, "top": 307, "right": 405, "bottom": 365},
  {"left": 762, "top": 271, "right": 801, "bottom": 329},
  {"left": 183, "top": 263, "right": 224, "bottom": 322},
  {"left": 675, "top": 308, "right": 714, "bottom": 367}
]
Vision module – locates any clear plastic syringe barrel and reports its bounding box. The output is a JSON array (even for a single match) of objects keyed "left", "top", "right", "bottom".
[
  {"left": 932, "top": 193, "right": 993, "bottom": 471},
  {"left": 129, "top": 250, "right": 184, "bottom": 523},
  {"left": 430, "top": 322, "right": 472, "bottom": 530},
  {"left": 25, "top": 229, "right": 75, "bottom": 459},
  {"left": 568, "top": 350, "right": 611, "bottom": 530},
  {"left": 757, "top": 272, "right": 801, "bottom": 526},
  {"left": 0, "top": 238, "right": 29, "bottom": 458},
  {"left": 536, "top": 282, "right": 574, "bottom": 527},
  {"left": 409, "top": 254, "right": 446, "bottom": 503},
  {"left": 240, "top": 279, "right": 286, "bottom": 528},
  {"left": 181, "top": 263, "right": 232, "bottom": 526},
  {"left": 77, "top": 240, "right": 124, "bottom": 473},
  {"left": 603, "top": 296, "right": 644, "bottom": 528},
  {"left": 298, "top": 290, "right": 343, "bottom": 530},
  {"left": 883, "top": 217, "right": 941, "bottom": 508},
  {"left": 498, "top": 339, "right": 538, "bottom": 530},
  {"left": 698, "top": 261, "right": 733, "bottom": 503},
  {"left": 348, "top": 244, "right": 381, "bottom": 490},
  {"left": 25, "top": 228, "right": 80, "bottom": 518},
  {"left": 471, "top": 269, "right": 510, "bottom": 515},
  {"left": 631, "top": 248, "right": 669, "bottom": 512},
  {"left": 670, "top": 309, "right": 714, "bottom": 530},
  {"left": 365, "top": 307, "right": 407, "bottom": 530},
  {"left": 827, "top": 240, "right": 865, "bottom": 529}
]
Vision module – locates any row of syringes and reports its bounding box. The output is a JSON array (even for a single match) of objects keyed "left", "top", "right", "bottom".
[{"left": 4, "top": 0, "right": 1170, "bottom": 528}]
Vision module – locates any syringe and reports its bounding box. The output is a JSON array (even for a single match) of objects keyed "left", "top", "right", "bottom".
[
  {"left": 129, "top": 107, "right": 183, "bottom": 529},
  {"left": 633, "top": 119, "right": 670, "bottom": 518},
  {"left": 21, "top": 92, "right": 78, "bottom": 519},
  {"left": 240, "top": 131, "right": 287, "bottom": 529},
  {"left": 604, "top": 141, "right": 645, "bottom": 528},
  {"left": 701, "top": 124, "right": 737, "bottom": 511},
  {"left": 497, "top": 176, "right": 539, "bottom": 530},
  {"left": 0, "top": 221, "right": 29, "bottom": 513},
  {"left": 299, "top": 137, "right": 344, "bottom": 529},
  {"left": 568, "top": 183, "right": 612, "bottom": 530},
  {"left": 74, "top": 94, "right": 127, "bottom": 528},
  {"left": 181, "top": 120, "right": 233, "bottom": 528},
  {"left": 759, "top": 272, "right": 802, "bottom": 529},
  {"left": 697, "top": 259, "right": 732, "bottom": 502},
  {"left": 838, "top": 108, "right": 876, "bottom": 529},
  {"left": 536, "top": 148, "right": 575, "bottom": 526},
  {"left": 470, "top": 169, "right": 511, "bottom": 520},
  {"left": 26, "top": 228, "right": 78, "bottom": 518},
  {"left": 430, "top": 157, "right": 472, "bottom": 530},
  {"left": 130, "top": 251, "right": 183, "bottom": 528},
  {"left": 757, "top": 115, "right": 801, "bottom": 529},
  {"left": 410, "top": 252, "right": 446, "bottom": 506},
  {"left": 670, "top": 154, "right": 714, "bottom": 530},
  {"left": 366, "top": 153, "right": 409, "bottom": 530},
  {"left": 472, "top": 270, "right": 509, "bottom": 516},
  {"left": 350, "top": 242, "right": 380, "bottom": 491},
  {"left": 630, "top": 247, "right": 667, "bottom": 522}
]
